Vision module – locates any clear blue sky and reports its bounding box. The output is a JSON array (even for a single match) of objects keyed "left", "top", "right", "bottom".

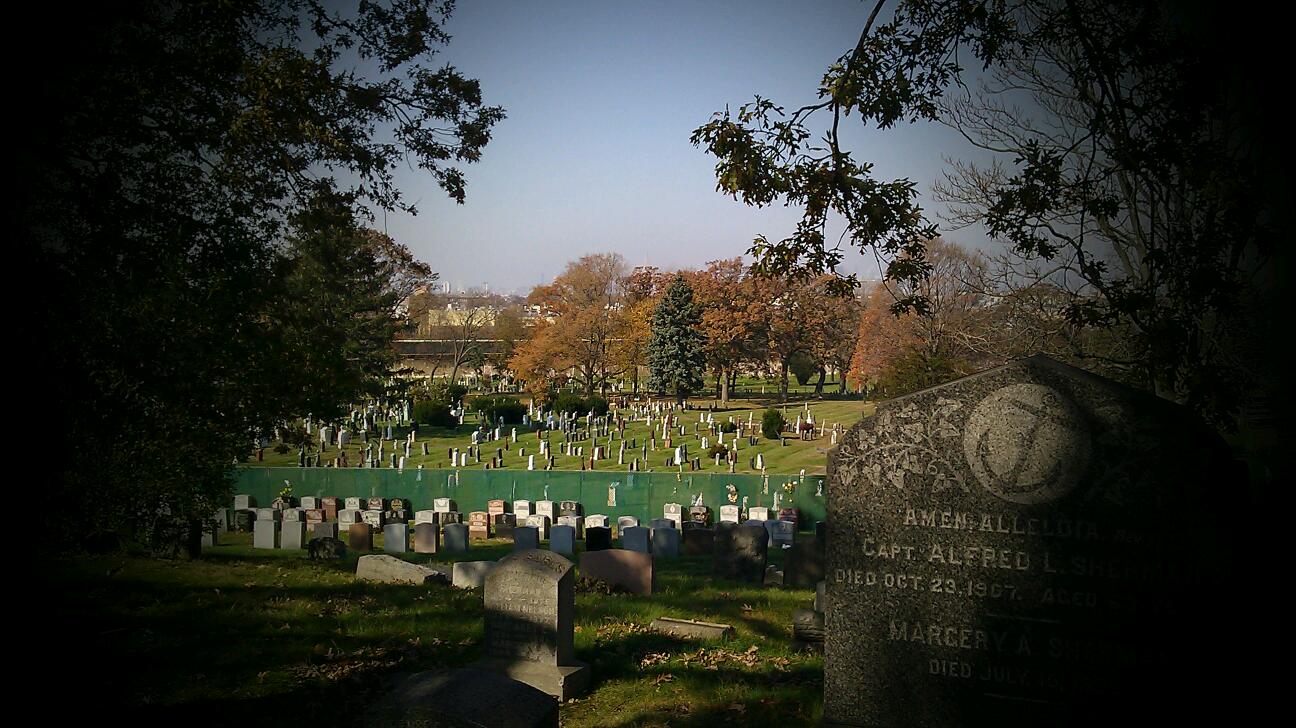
[{"left": 380, "top": 0, "right": 989, "bottom": 294}]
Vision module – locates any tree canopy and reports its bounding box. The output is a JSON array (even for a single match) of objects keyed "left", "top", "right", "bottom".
[
  {"left": 23, "top": 0, "right": 502, "bottom": 551},
  {"left": 691, "top": 0, "right": 1278, "bottom": 427}
]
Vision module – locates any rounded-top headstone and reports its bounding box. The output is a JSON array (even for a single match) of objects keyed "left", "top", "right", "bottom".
[{"left": 822, "top": 355, "right": 1238, "bottom": 726}]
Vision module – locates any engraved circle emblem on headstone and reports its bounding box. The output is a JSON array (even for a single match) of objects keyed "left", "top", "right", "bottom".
[{"left": 962, "top": 383, "right": 1090, "bottom": 504}]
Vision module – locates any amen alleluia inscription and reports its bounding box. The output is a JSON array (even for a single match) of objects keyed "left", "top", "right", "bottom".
[{"left": 823, "top": 355, "right": 1238, "bottom": 726}]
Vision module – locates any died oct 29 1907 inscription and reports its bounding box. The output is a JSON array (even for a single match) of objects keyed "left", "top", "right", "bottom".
[{"left": 823, "top": 355, "right": 1238, "bottom": 727}]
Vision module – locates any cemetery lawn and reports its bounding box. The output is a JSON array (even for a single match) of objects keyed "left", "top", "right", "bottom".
[
  {"left": 254, "top": 397, "right": 873, "bottom": 476},
  {"left": 45, "top": 535, "right": 824, "bottom": 726}
]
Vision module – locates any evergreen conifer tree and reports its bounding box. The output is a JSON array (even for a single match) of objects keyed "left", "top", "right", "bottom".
[{"left": 647, "top": 275, "right": 707, "bottom": 405}]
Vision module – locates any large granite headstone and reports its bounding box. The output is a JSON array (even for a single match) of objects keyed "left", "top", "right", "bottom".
[
  {"left": 822, "top": 355, "right": 1237, "bottom": 726},
  {"left": 475, "top": 550, "right": 590, "bottom": 700}
]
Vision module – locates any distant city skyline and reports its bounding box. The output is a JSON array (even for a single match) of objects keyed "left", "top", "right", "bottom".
[{"left": 377, "top": 0, "right": 994, "bottom": 295}]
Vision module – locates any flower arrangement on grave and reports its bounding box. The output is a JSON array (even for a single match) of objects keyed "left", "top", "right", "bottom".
[
  {"left": 726, "top": 483, "right": 738, "bottom": 503},
  {"left": 783, "top": 480, "right": 796, "bottom": 503},
  {"left": 273, "top": 482, "right": 294, "bottom": 509}
]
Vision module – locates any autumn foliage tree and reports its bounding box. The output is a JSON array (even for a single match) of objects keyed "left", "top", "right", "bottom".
[
  {"left": 687, "top": 258, "right": 769, "bottom": 403},
  {"left": 514, "top": 254, "right": 628, "bottom": 400}
]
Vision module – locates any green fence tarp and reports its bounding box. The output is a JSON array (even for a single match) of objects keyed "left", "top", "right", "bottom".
[{"left": 233, "top": 467, "right": 825, "bottom": 528}]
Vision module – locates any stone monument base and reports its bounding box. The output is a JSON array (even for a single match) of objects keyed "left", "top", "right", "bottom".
[{"left": 472, "top": 658, "right": 590, "bottom": 701}]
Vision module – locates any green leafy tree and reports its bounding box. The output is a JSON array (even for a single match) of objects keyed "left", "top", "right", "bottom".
[
  {"left": 789, "top": 351, "right": 818, "bottom": 387},
  {"left": 647, "top": 275, "right": 708, "bottom": 405},
  {"left": 762, "top": 408, "right": 786, "bottom": 441},
  {"left": 691, "top": 0, "right": 1274, "bottom": 428},
  {"left": 278, "top": 192, "right": 434, "bottom": 419},
  {"left": 23, "top": 0, "right": 502, "bottom": 553}
]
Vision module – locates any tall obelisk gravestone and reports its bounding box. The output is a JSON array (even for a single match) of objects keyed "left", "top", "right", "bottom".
[{"left": 823, "top": 355, "right": 1238, "bottom": 726}]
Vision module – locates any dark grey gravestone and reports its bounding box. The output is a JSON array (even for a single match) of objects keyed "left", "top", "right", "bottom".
[
  {"left": 783, "top": 536, "right": 825, "bottom": 587},
  {"left": 312, "top": 522, "right": 339, "bottom": 540},
  {"left": 621, "top": 526, "right": 651, "bottom": 554},
  {"left": 652, "top": 525, "right": 680, "bottom": 557},
  {"left": 549, "top": 525, "right": 575, "bottom": 555},
  {"left": 649, "top": 517, "right": 676, "bottom": 533},
  {"left": 383, "top": 523, "right": 409, "bottom": 554},
  {"left": 371, "top": 668, "right": 559, "bottom": 728},
  {"left": 683, "top": 527, "right": 714, "bottom": 555},
  {"left": 514, "top": 526, "right": 540, "bottom": 551},
  {"left": 713, "top": 524, "right": 767, "bottom": 583},
  {"left": 475, "top": 550, "right": 590, "bottom": 700},
  {"left": 822, "top": 355, "right": 1238, "bottom": 727},
  {"left": 494, "top": 513, "right": 517, "bottom": 540},
  {"left": 443, "top": 523, "right": 469, "bottom": 553},
  {"left": 584, "top": 526, "right": 611, "bottom": 551}
]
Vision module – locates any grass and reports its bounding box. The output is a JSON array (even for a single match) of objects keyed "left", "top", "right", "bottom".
[
  {"left": 44, "top": 534, "right": 824, "bottom": 725},
  {"left": 254, "top": 397, "right": 874, "bottom": 476}
]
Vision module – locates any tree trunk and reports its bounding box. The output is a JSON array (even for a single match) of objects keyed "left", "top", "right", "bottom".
[
  {"left": 838, "top": 366, "right": 848, "bottom": 393},
  {"left": 720, "top": 366, "right": 730, "bottom": 404},
  {"left": 814, "top": 366, "right": 826, "bottom": 396},
  {"left": 779, "top": 359, "right": 789, "bottom": 402}
]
